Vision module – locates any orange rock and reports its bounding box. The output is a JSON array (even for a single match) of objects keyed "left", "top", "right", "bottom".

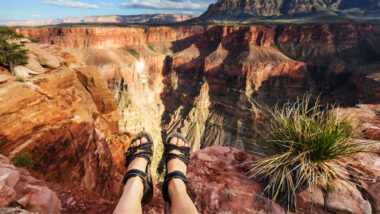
[
  {"left": 0, "top": 67, "right": 122, "bottom": 202},
  {"left": 75, "top": 66, "right": 120, "bottom": 134}
]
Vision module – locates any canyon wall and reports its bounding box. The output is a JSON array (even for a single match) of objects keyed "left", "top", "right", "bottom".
[{"left": 16, "top": 23, "right": 380, "bottom": 174}]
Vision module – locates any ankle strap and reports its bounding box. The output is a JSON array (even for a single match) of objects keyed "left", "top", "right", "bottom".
[{"left": 122, "top": 169, "right": 147, "bottom": 184}]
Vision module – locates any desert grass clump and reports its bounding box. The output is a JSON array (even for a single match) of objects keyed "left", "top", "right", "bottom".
[
  {"left": 248, "top": 96, "right": 364, "bottom": 211},
  {"left": 128, "top": 49, "right": 140, "bottom": 59}
]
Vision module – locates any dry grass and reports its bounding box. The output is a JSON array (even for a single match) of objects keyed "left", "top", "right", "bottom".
[{"left": 248, "top": 96, "right": 366, "bottom": 211}]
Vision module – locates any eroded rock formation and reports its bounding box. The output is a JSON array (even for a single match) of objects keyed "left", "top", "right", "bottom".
[
  {"left": 0, "top": 154, "right": 61, "bottom": 214},
  {"left": 0, "top": 51, "right": 124, "bottom": 212},
  {"left": 1, "top": 23, "right": 378, "bottom": 213},
  {"left": 16, "top": 24, "right": 380, "bottom": 155}
]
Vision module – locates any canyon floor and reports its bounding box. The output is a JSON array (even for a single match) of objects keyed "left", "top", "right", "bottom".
[{"left": 0, "top": 23, "right": 379, "bottom": 213}]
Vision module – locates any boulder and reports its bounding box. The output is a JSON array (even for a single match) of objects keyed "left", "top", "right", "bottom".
[
  {"left": 0, "top": 154, "right": 61, "bottom": 214},
  {"left": 14, "top": 66, "right": 35, "bottom": 78},
  {"left": 186, "top": 146, "right": 285, "bottom": 213},
  {"left": 25, "top": 43, "right": 60, "bottom": 68},
  {"left": 74, "top": 67, "right": 120, "bottom": 134},
  {"left": 25, "top": 53, "right": 45, "bottom": 74},
  {"left": 297, "top": 181, "right": 371, "bottom": 214},
  {"left": 144, "top": 146, "right": 379, "bottom": 214}
]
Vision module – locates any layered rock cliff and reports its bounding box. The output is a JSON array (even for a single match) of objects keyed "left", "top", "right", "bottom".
[
  {"left": 16, "top": 23, "right": 380, "bottom": 156},
  {"left": 3, "top": 23, "right": 379, "bottom": 212},
  {"left": 199, "top": 0, "right": 380, "bottom": 23}
]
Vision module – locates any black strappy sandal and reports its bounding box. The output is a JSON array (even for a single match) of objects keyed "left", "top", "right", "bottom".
[
  {"left": 162, "top": 132, "right": 190, "bottom": 204},
  {"left": 123, "top": 131, "right": 154, "bottom": 205}
]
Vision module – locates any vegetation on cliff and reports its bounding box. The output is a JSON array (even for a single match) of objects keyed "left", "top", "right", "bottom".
[
  {"left": 0, "top": 28, "right": 28, "bottom": 75},
  {"left": 14, "top": 152, "right": 34, "bottom": 168},
  {"left": 248, "top": 96, "right": 366, "bottom": 211}
]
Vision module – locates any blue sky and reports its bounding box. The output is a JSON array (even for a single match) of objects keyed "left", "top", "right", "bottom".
[{"left": 0, "top": 0, "right": 217, "bottom": 22}]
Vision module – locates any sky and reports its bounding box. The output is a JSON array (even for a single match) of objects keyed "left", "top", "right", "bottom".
[{"left": 0, "top": 0, "right": 217, "bottom": 22}]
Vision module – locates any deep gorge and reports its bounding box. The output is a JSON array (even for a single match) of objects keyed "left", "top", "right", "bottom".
[{"left": 0, "top": 23, "right": 374, "bottom": 213}]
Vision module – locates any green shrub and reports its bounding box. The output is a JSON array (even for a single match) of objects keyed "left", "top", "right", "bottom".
[
  {"left": 148, "top": 45, "right": 154, "bottom": 52},
  {"left": 128, "top": 49, "right": 140, "bottom": 59},
  {"left": 0, "top": 28, "right": 29, "bottom": 74},
  {"left": 248, "top": 96, "right": 364, "bottom": 211},
  {"left": 14, "top": 152, "right": 33, "bottom": 168},
  {"left": 30, "top": 38, "right": 40, "bottom": 43},
  {"left": 14, "top": 76, "right": 24, "bottom": 82}
]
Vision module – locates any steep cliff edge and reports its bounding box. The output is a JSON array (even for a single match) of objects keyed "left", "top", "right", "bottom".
[
  {"left": 1, "top": 23, "right": 379, "bottom": 212},
  {"left": 16, "top": 24, "right": 380, "bottom": 154},
  {"left": 0, "top": 60, "right": 124, "bottom": 212}
]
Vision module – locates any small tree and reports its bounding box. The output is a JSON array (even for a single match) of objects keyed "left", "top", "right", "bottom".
[{"left": 0, "top": 28, "right": 28, "bottom": 75}]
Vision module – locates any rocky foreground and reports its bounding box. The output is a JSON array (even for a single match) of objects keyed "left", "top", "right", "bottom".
[{"left": 0, "top": 23, "right": 378, "bottom": 213}]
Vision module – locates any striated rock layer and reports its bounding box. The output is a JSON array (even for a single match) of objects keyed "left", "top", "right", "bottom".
[
  {"left": 0, "top": 22, "right": 378, "bottom": 213},
  {"left": 0, "top": 66, "right": 124, "bottom": 212},
  {"left": 16, "top": 24, "right": 380, "bottom": 155}
]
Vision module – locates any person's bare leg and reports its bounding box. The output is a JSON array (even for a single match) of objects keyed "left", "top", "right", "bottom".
[
  {"left": 114, "top": 137, "right": 149, "bottom": 214},
  {"left": 167, "top": 137, "right": 198, "bottom": 214}
]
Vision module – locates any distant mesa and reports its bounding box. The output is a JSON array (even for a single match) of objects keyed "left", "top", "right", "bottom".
[
  {"left": 0, "top": 14, "right": 198, "bottom": 26},
  {"left": 196, "top": 0, "right": 380, "bottom": 23}
]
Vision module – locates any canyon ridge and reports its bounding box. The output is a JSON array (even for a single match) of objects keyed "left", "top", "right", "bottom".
[{"left": 0, "top": 0, "right": 379, "bottom": 213}]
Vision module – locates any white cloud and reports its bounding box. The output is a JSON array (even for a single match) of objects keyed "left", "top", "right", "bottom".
[
  {"left": 119, "top": 0, "right": 216, "bottom": 13},
  {"left": 44, "top": 0, "right": 99, "bottom": 9},
  {"left": 102, "top": 2, "right": 115, "bottom": 7}
]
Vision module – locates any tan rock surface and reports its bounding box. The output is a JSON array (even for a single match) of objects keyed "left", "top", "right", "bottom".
[
  {"left": 14, "top": 66, "right": 35, "bottom": 78},
  {"left": 0, "top": 69, "right": 12, "bottom": 84},
  {"left": 25, "top": 43, "right": 60, "bottom": 68},
  {"left": 25, "top": 53, "right": 45, "bottom": 74}
]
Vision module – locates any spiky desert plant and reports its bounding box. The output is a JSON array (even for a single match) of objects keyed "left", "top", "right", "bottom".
[{"left": 248, "top": 96, "right": 364, "bottom": 211}]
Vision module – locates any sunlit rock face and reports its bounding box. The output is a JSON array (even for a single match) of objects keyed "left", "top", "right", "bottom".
[
  {"left": 199, "top": 0, "right": 380, "bottom": 23},
  {"left": 16, "top": 23, "right": 380, "bottom": 157},
  {"left": 0, "top": 22, "right": 376, "bottom": 213}
]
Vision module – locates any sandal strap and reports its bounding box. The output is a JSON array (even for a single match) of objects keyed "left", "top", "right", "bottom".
[
  {"left": 128, "top": 142, "right": 153, "bottom": 151},
  {"left": 122, "top": 131, "right": 154, "bottom": 205},
  {"left": 165, "top": 153, "right": 190, "bottom": 165},
  {"left": 124, "top": 142, "right": 153, "bottom": 168},
  {"left": 122, "top": 169, "right": 147, "bottom": 184},
  {"left": 164, "top": 143, "right": 190, "bottom": 154},
  {"left": 162, "top": 171, "right": 188, "bottom": 203},
  {"left": 164, "top": 137, "right": 190, "bottom": 166},
  {"left": 122, "top": 168, "right": 154, "bottom": 205}
]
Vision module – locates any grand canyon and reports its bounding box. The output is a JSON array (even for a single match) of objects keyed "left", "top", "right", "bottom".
[{"left": 0, "top": 0, "right": 379, "bottom": 213}]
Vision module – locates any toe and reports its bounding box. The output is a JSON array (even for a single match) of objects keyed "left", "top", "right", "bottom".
[
  {"left": 177, "top": 138, "right": 184, "bottom": 147},
  {"left": 170, "top": 136, "right": 178, "bottom": 145},
  {"left": 140, "top": 137, "right": 148, "bottom": 143},
  {"left": 135, "top": 139, "right": 141, "bottom": 146}
]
